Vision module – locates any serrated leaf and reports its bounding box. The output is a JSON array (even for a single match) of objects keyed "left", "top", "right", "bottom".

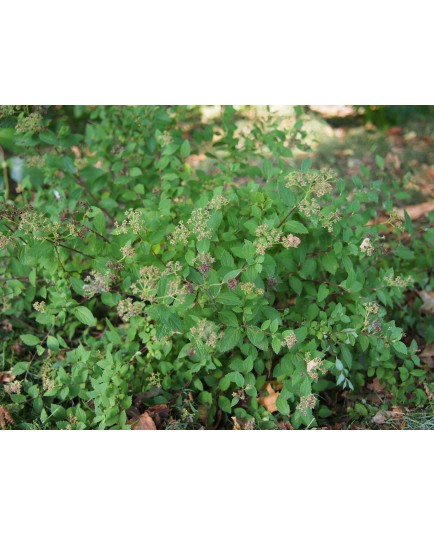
[
  {"left": 47, "top": 336, "right": 59, "bottom": 352},
  {"left": 246, "top": 328, "right": 268, "bottom": 351},
  {"left": 216, "top": 291, "right": 241, "bottom": 306},
  {"left": 220, "top": 328, "right": 242, "bottom": 352},
  {"left": 392, "top": 341, "right": 408, "bottom": 355},
  {"left": 322, "top": 252, "right": 338, "bottom": 275},
  {"left": 317, "top": 283, "right": 329, "bottom": 302},
  {"left": 73, "top": 306, "right": 96, "bottom": 327},
  {"left": 180, "top": 139, "right": 191, "bottom": 158},
  {"left": 12, "top": 361, "right": 30, "bottom": 375},
  {"left": 272, "top": 335, "right": 282, "bottom": 354},
  {"left": 20, "top": 334, "right": 40, "bottom": 346},
  {"left": 285, "top": 221, "right": 308, "bottom": 234}
]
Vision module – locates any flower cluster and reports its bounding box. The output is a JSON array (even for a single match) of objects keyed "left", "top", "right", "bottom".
[
  {"left": 170, "top": 197, "right": 229, "bottom": 246},
  {"left": 148, "top": 372, "right": 162, "bottom": 388},
  {"left": 117, "top": 298, "right": 144, "bottom": 322},
  {"left": 388, "top": 210, "right": 404, "bottom": 232},
  {"left": 363, "top": 302, "right": 380, "bottom": 315},
  {"left": 16, "top": 112, "right": 44, "bottom": 134},
  {"left": 285, "top": 168, "right": 337, "bottom": 197},
  {"left": 282, "top": 332, "right": 297, "bottom": 349},
  {"left": 114, "top": 209, "right": 146, "bottom": 235},
  {"left": 384, "top": 273, "right": 414, "bottom": 288},
  {"left": 362, "top": 302, "right": 381, "bottom": 331},
  {"left": 190, "top": 319, "right": 222, "bottom": 349},
  {"left": 3, "top": 380, "right": 22, "bottom": 395},
  {"left": 33, "top": 301, "right": 46, "bottom": 313},
  {"left": 166, "top": 279, "right": 188, "bottom": 304},
  {"left": 41, "top": 361, "right": 55, "bottom": 392},
  {"left": 305, "top": 353, "right": 326, "bottom": 381},
  {"left": 207, "top": 195, "right": 229, "bottom": 211},
  {"left": 18, "top": 207, "right": 61, "bottom": 240},
  {"left": 285, "top": 168, "right": 341, "bottom": 232},
  {"left": 320, "top": 210, "right": 341, "bottom": 232},
  {"left": 296, "top": 394, "right": 317, "bottom": 416},
  {"left": 193, "top": 252, "right": 215, "bottom": 275},
  {"left": 83, "top": 270, "right": 116, "bottom": 297},
  {"left": 130, "top": 265, "right": 161, "bottom": 301},
  {"left": 360, "top": 237, "right": 375, "bottom": 256},
  {"left": 0, "top": 232, "right": 15, "bottom": 250},
  {"left": 240, "top": 282, "right": 264, "bottom": 296},
  {"left": 254, "top": 224, "right": 301, "bottom": 255},
  {"left": 0, "top": 406, "right": 14, "bottom": 430},
  {"left": 25, "top": 155, "right": 45, "bottom": 168},
  {"left": 120, "top": 243, "right": 135, "bottom": 258},
  {"left": 162, "top": 261, "right": 183, "bottom": 276},
  {"left": 188, "top": 208, "right": 213, "bottom": 241},
  {"left": 282, "top": 233, "right": 301, "bottom": 248}
]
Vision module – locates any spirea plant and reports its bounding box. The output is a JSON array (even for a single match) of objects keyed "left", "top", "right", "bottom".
[{"left": 0, "top": 105, "right": 432, "bottom": 429}]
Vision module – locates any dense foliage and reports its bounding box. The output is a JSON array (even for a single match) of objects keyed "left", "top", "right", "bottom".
[{"left": 0, "top": 105, "right": 433, "bottom": 429}]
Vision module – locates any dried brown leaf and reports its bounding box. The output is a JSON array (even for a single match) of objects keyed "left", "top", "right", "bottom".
[
  {"left": 395, "top": 201, "right": 434, "bottom": 221},
  {"left": 0, "top": 371, "right": 15, "bottom": 383},
  {"left": 257, "top": 383, "right": 279, "bottom": 413},
  {"left": 131, "top": 411, "right": 157, "bottom": 430},
  {"left": 367, "top": 377, "right": 385, "bottom": 393},
  {"left": 0, "top": 406, "right": 14, "bottom": 429},
  {"left": 418, "top": 291, "right": 434, "bottom": 315}
]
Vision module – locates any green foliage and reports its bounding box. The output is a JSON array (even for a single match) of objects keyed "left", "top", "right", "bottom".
[{"left": 0, "top": 105, "right": 432, "bottom": 429}]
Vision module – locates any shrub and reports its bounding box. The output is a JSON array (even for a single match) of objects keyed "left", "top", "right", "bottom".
[{"left": 0, "top": 105, "right": 432, "bottom": 429}]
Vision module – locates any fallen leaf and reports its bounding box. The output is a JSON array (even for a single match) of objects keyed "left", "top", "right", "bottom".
[
  {"left": 197, "top": 405, "right": 208, "bottom": 425},
  {"left": 232, "top": 416, "right": 241, "bottom": 430},
  {"left": 0, "top": 406, "right": 14, "bottom": 429},
  {"left": 418, "top": 291, "right": 434, "bottom": 315},
  {"left": 422, "top": 382, "right": 434, "bottom": 401},
  {"left": 367, "top": 377, "right": 385, "bottom": 393},
  {"left": 387, "top": 126, "right": 404, "bottom": 136},
  {"left": 0, "top": 371, "right": 15, "bottom": 383},
  {"left": 367, "top": 200, "right": 434, "bottom": 228},
  {"left": 395, "top": 201, "right": 434, "bottom": 221},
  {"left": 258, "top": 383, "right": 279, "bottom": 413},
  {"left": 131, "top": 411, "right": 156, "bottom": 430},
  {"left": 421, "top": 344, "right": 434, "bottom": 368},
  {"left": 309, "top": 105, "right": 356, "bottom": 118},
  {"left": 372, "top": 407, "right": 406, "bottom": 427},
  {"left": 372, "top": 410, "right": 393, "bottom": 425},
  {"left": 232, "top": 416, "right": 255, "bottom": 430}
]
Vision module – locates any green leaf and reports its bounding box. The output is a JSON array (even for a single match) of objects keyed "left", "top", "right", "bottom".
[
  {"left": 272, "top": 335, "right": 282, "bottom": 354},
  {"left": 218, "top": 396, "right": 232, "bottom": 413},
  {"left": 317, "top": 284, "right": 329, "bottom": 302},
  {"left": 20, "top": 334, "right": 41, "bottom": 346},
  {"left": 12, "top": 361, "right": 30, "bottom": 375},
  {"left": 285, "top": 221, "right": 308, "bottom": 234},
  {"left": 355, "top": 402, "right": 368, "bottom": 417},
  {"left": 301, "top": 158, "right": 312, "bottom": 172},
  {"left": 216, "top": 291, "right": 241, "bottom": 306},
  {"left": 223, "top": 269, "right": 242, "bottom": 283},
  {"left": 47, "top": 336, "right": 59, "bottom": 352},
  {"left": 130, "top": 167, "right": 142, "bottom": 177},
  {"left": 93, "top": 211, "right": 106, "bottom": 235},
  {"left": 180, "top": 140, "right": 191, "bottom": 158},
  {"left": 220, "top": 328, "right": 242, "bottom": 352},
  {"left": 73, "top": 306, "right": 97, "bottom": 327},
  {"left": 246, "top": 328, "right": 268, "bottom": 351},
  {"left": 219, "top": 310, "right": 239, "bottom": 328},
  {"left": 399, "top": 367, "right": 409, "bottom": 381},
  {"left": 375, "top": 154, "right": 385, "bottom": 169},
  {"left": 392, "top": 341, "right": 408, "bottom": 355},
  {"left": 322, "top": 252, "right": 338, "bottom": 275},
  {"left": 276, "top": 394, "right": 290, "bottom": 416},
  {"left": 394, "top": 245, "right": 414, "bottom": 260}
]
